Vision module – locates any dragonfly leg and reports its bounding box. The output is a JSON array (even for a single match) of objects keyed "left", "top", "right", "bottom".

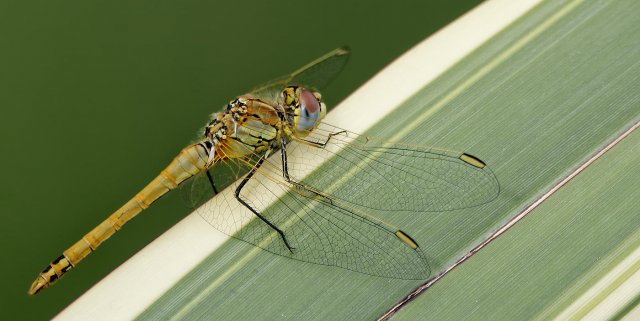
[
  {"left": 280, "top": 139, "right": 291, "bottom": 181},
  {"left": 235, "top": 155, "right": 294, "bottom": 252},
  {"left": 280, "top": 139, "right": 333, "bottom": 205},
  {"left": 205, "top": 170, "right": 219, "bottom": 194},
  {"left": 280, "top": 138, "right": 307, "bottom": 186},
  {"left": 299, "top": 130, "right": 348, "bottom": 148}
]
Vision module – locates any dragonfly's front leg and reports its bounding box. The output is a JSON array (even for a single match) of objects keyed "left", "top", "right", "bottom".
[
  {"left": 280, "top": 139, "right": 291, "bottom": 181},
  {"left": 298, "top": 130, "right": 348, "bottom": 149},
  {"left": 234, "top": 155, "right": 294, "bottom": 252}
]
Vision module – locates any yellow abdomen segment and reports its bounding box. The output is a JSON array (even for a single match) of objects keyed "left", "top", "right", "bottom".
[{"left": 29, "top": 144, "right": 209, "bottom": 295}]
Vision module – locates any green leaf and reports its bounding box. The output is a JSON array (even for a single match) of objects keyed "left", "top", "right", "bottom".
[
  {"left": 392, "top": 126, "right": 640, "bottom": 321},
  {"left": 55, "top": 0, "right": 640, "bottom": 320}
]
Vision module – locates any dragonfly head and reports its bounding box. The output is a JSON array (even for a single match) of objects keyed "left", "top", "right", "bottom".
[{"left": 282, "top": 86, "right": 326, "bottom": 137}]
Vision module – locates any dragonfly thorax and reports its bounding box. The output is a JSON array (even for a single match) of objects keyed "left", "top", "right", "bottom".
[
  {"left": 204, "top": 98, "right": 250, "bottom": 138},
  {"left": 201, "top": 96, "right": 283, "bottom": 162}
]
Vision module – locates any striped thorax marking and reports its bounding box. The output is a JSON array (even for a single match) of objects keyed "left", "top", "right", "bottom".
[{"left": 204, "top": 97, "right": 280, "bottom": 160}]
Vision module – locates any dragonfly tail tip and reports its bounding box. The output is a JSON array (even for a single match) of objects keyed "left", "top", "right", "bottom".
[{"left": 28, "top": 276, "right": 48, "bottom": 295}]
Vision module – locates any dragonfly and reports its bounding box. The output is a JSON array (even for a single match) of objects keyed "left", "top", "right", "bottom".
[{"left": 29, "top": 47, "right": 500, "bottom": 295}]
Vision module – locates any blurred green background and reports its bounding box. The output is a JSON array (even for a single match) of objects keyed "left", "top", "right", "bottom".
[{"left": 0, "top": 1, "right": 482, "bottom": 319}]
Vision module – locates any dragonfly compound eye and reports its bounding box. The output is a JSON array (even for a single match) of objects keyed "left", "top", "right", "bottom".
[{"left": 294, "top": 88, "right": 324, "bottom": 136}]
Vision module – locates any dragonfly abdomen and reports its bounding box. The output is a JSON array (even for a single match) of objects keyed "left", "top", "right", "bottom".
[{"left": 29, "top": 144, "right": 210, "bottom": 295}]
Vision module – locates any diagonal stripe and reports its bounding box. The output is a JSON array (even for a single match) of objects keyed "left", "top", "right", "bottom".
[{"left": 378, "top": 119, "right": 639, "bottom": 321}]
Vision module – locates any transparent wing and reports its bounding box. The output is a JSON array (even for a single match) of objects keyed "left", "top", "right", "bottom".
[
  {"left": 285, "top": 122, "right": 501, "bottom": 214},
  {"left": 191, "top": 117, "right": 499, "bottom": 279},
  {"left": 249, "top": 47, "right": 350, "bottom": 103},
  {"left": 180, "top": 157, "right": 252, "bottom": 208},
  {"left": 197, "top": 138, "right": 430, "bottom": 280}
]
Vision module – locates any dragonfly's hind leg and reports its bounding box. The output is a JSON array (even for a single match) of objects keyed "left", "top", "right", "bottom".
[
  {"left": 234, "top": 155, "right": 294, "bottom": 252},
  {"left": 206, "top": 170, "right": 218, "bottom": 194}
]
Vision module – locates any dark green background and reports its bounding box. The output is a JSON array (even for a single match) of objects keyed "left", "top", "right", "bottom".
[{"left": 0, "top": 1, "right": 481, "bottom": 319}]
